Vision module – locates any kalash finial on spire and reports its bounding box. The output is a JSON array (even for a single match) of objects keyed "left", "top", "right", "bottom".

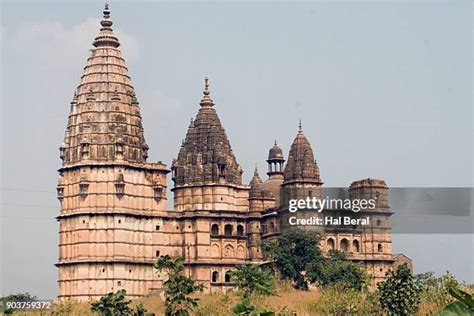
[
  {"left": 298, "top": 119, "right": 303, "bottom": 132},
  {"left": 93, "top": 1, "right": 120, "bottom": 48},
  {"left": 200, "top": 77, "right": 214, "bottom": 107},
  {"left": 102, "top": 2, "right": 112, "bottom": 27}
]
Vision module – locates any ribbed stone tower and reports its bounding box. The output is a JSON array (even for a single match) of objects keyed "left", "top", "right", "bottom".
[
  {"left": 56, "top": 4, "right": 169, "bottom": 301},
  {"left": 280, "top": 121, "right": 323, "bottom": 207},
  {"left": 171, "top": 78, "right": 248, "bottom": 211}
]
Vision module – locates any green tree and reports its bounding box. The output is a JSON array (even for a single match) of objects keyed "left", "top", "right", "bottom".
[
  {"left": 154, "top": 255, "right": 204, "bottom": 316},
  {"left": 90, "top": 289, "right": 132, "bottom": 316},
  {"left": 230, "top": 264, "right": 276, "bottom": 301},
  {"left": 229, "top": 264, "right": 276, "bottom": 315},
  {"left": 378, "top": 264, "right": 421, "bottom": 316},
  {"left": 262, "top": 229, "right": 323, "bottom": 290},
  {"left": 308, "top": 250, "right": 367, "bottom": 291}
]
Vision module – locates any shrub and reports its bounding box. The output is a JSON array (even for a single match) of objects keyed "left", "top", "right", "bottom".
[
  {"left": 90, "top": 289, "right": 132, "bottom": 315},
  {"left": 230, "top": 264, "right": 276, "bottom": 301},
  {"left": 262, "top": 229, "right": 323, "bottom": 290},
  {"left": 415, "top": 271, "right": 459, "bottom": 312},
  {"left": 378, "top": 264, "right": 421, "bottom": 316},
  {"left": 154, "top": 255, "right": 204, "bottom": 316},
  {"left": 229, "top": 264, "right": 276, "bottom": 316},
  {"left": 308, "top": 250, "right": 367, "bottom": 291}
]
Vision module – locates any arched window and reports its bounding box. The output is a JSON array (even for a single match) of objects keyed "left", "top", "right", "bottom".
[
  {"left": 224, "top": 224, "right": 233, "bottom": 236},
  {"left": 211, "top": 224, "right": 219, "bottom": 235},
  {"left": 352, "top": 240, "right": 360, "bottom": 253},
  {"left": 211, "top": 271, "right": 219, "bottom": 283},
  {"left": 237, "top": 225, "right": 244, "bottom": 236},
  {"left": 327, "top": 238, "right": 335, "bottom": 250},
  {"left": 225, "top": 271, "right": 232, "bottom": 283},
  {"left": 340, "top": 238, "right": 349, "bottom": 252},
  {"left": 378, "top": 243, "right": 383, "bottom": 253}
]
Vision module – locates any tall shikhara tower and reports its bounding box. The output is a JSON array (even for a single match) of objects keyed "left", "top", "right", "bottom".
[{"left": 56, "top": 4, "right": 169, "bottom": 300}]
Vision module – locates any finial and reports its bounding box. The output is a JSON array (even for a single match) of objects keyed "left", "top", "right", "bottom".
[
  {"left": 94, "top": 0, "right": 120, "bottom": 47},
  {"left": 103, "top": 1, "right": 111, "bottom": 20},
  {"left": 298, "top": 119, "right": 302, "bottom": 131},
  {"left": 204, "top": 77, "right": 210, "bottom": 95},
  {"left": 254, "top": 164, "right": 259, "bottom": 175},
  {"left": 100, "top": 1, "right": 112, "bottom": 28},
  {"left": 274, "top": 139, "right": 277, "bottom": 146},
  {"left": 200, "top": 76, "right": 214, "bottom": 107}
]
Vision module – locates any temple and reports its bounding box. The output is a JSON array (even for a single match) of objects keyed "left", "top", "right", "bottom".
[{"left": 56, "top": 4, "right": 410, "bottom": 301}]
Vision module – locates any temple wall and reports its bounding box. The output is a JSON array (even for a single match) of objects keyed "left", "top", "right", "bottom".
[
  {"left": 173, "top": 184, "right": 249, "bottom": 211},
  {"left": 58, "top": 164, "right": 168, "bottom": 215},
  {"left": 57, "top": 262, "right": 163, "bottom": 301}
]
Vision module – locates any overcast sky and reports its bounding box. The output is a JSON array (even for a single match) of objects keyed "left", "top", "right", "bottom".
[{"left": 1, "top": 1, "right": 472, "bottom": 299}]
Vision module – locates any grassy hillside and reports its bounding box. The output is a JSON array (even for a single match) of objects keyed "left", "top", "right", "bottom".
[{"left": 12, "top": 283, "right": 473, "bottom": 316}]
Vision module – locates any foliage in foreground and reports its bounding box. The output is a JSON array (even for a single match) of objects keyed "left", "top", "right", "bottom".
[
  {"left": 154, "top": 255, "right": 204, "bottom": 316},
  {"left": 263, "top": 230, "right": 367, "bottom": 291},
  {"left": 230, "top": 264, "right": 276, "bottom": 315},
  {"left": 306, "top": 286, "right": 382, "bottom": 316},
  {"left": 90, "top": 289, "right": 149, "bottom": 316},
  {"left": 414, "top": 271, "right": 458, "bottom": 313},
  {"left": 378, "top": 264, "right": 421, "bottom": 316},
  {"left": 0, "top": 292, "right": 38, "bottom": 314},
  {"left": 262, "top": 229, "right": 323, "bottom": 290},
  {"left": 308, "top": 250, "right": 368, "bottom": 291},
  {"left": 230, "top": 264, "right": 276, "bottom": 301},
  {"left": 435, "top": 287, "right": 474, "bottom": 316}
]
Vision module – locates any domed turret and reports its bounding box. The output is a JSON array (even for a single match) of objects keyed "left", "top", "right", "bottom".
[
  {"left": 268, "top": 141, "right": 284, "bottom": 160},
  {"left": 266, "top": 140, "right": 285, "bottom": 177},
  {"left": 261, "top": 141, "right": 285, "bottom": 207}
]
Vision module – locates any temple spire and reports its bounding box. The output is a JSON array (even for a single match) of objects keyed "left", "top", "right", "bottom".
[
  {"left": 283, "top": 126, "right": 321, "bottom": 184},
  {"left": 200, "top": 77, "right": 214, "bottom": 107},
  {"left": 60, "top": 1, "right": 148, "bottom": 165}
]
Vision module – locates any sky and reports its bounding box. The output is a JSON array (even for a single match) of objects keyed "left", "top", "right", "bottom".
[{"left": 1, "top": 0, "right": 473, "bottom": 299}]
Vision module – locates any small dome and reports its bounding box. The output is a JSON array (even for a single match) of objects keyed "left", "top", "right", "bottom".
[{"left": 268, "top": 141, "right": 284, "bottom": 160}]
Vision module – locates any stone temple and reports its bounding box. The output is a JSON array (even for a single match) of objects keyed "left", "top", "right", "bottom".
[{"left": 56, "top": 4, "right": 411, "bottom": 301}]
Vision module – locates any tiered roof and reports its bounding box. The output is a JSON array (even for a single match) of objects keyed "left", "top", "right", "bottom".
[
  {"left": 283, "top": 121, "right": 322, "bottom": 184},
  {"left": 172, "top": 79, "right": 243, "bottom": 187}
]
